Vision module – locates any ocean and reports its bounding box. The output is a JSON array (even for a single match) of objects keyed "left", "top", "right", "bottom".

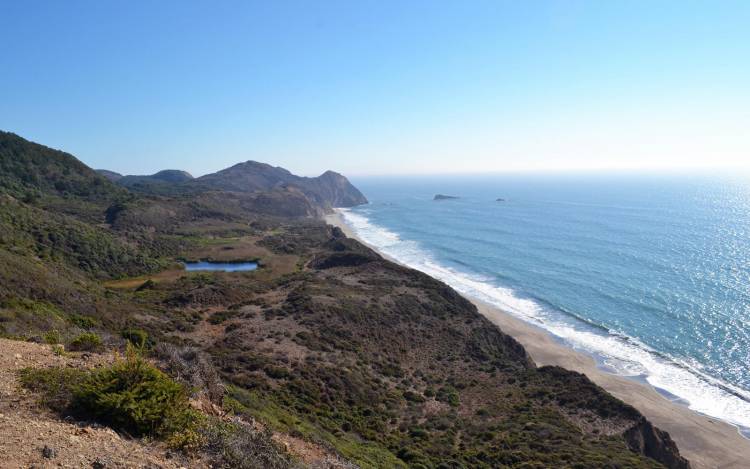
[{"left": 339, "top": 172, "right": 750, "bottom": 434}]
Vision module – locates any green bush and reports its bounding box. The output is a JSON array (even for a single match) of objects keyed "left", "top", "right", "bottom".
[
  {"left": 18, "top": 367, "right": 86, "bottom": 412},
  {"left": 208, "top": 309, "right": 241, "bottom": 325},
  {"left": 121, "top": 328, "right": 151, "bottom": 348},
  {"left": 73, "top": 344, "right": 194, "bottom": 437},
  {"left": 69, "top": 332, "right": 103, "bottom": 352},
  {"left": 435, "top": 385, "right": 459, "bottom": 407},
  {"left": 43, "top": 329, "right": 61, "bottom": 344},
  {"left": 68, "top": 313, "right": 97, "bottom": 329}
]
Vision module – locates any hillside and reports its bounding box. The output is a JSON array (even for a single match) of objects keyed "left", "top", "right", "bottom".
[
  {"left": 100, "top": 161, "right": 367, "bottom": 210},
  {"left": 188, "top": 161, "right": 368, "bottom": 208},
  {"left": 0, "top": 131, "right": 128, "bottom": 221},
  {"left": 122, "top": 161, "right": 367, "bottom": 210},
  {"left": 0, "top": 132, "right": 120, "bottom": 203},
  {"left": 0, "top": 131, "right": 690, "bottom": 468}
]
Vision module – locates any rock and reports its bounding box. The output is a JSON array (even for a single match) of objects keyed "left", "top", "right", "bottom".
[
  {"left": 496, "top": 198, "right": 505, "bottom": 202},
  {"left": 14, "top": 353, "right": 22, "bottom": 360},
  {"left": 433, "top": 194, "right": 459, "bottom": 200},
  {"left": 42, "top": 445, "right": 56, "bottom": 459},
  {"left": 624, "top": 417, "right": 691, "bottom": 469}
]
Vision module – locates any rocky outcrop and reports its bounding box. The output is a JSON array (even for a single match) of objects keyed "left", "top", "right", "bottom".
[
  {"left": 191, "top": 161, "right": 367, "bottom": 209},
  {"left": 301, "top": 170, "right": 368, "bottom": 208},
  {"left": 625, "top": 418, "right": 691, "bottom": 469}
]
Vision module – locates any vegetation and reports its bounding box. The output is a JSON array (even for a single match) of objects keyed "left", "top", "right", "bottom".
[
  {"left": 3, "top": 131, "right": 688, "bottom": 468},
  {"left": 0, "top": 131, "right": 125, "bottom": 207},
  {"left": 69, "top": 332, "right": 104, "bottom": 352},
  {"left": 200, "top": 420, "right": 299, "bottom": 469},
  {"left": 19, "top": 367, "right": 88, "bottom": 412},
  {"left": 121, "top": 328, "right": 151, "bottom": 348},
  {"left": 20, "top": 345, "right": 196, "bottom": 439},
  {"left": 43, "top": 329, "right": 61, "bottom": 345},
  {"left": 74, "top": 345, "right": 195, "bottom": 437}
]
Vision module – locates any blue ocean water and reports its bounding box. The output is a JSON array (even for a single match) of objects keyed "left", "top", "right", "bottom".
[{"left": 340, "top": 172, "right": 750, "bottom": 432}]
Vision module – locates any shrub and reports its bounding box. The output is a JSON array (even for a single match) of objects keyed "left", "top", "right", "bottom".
[
  {"left": 264, "top": 366, "right": 290, "bottom": 380},
  {"left": 68, "top": 313, "right": 97, "bottom": 329},
  {"left": 201, "top": 420, "right": 296, "bottom": 469},
  {"left": 208, "top": 309, "right": 241, "bottom": 325},
  {"left": 18, "top": 367, "right": 86, "bottom": 412},
  {"left": 403, "top": 390, "right": 425, "bottom": 403},
  {"left": 166, "top": 410, "right": 207, "bottom": 452},
  {"left": 121, "top": 328, "right": 151, "bottom": 348},
  {"left": 73, "top": 344, "right": 195, "bottom": 437},
  {"left": 43, "top": 329, "right": 61, "bottom": 345},
  {"left": 154, "top": 343, "right": 225, "bottom": 404},
  {"left": 436, "top": 385, "right": 459, "bottom": 407},
  {"left": 69, "top": 332, "right": 103, "bottom": 352}
]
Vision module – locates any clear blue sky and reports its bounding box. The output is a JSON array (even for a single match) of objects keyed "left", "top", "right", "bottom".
[{"left": 1, "top": 1, "right": 749, "bottom": 176}]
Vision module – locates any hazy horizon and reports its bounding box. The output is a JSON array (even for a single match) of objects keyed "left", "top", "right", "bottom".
[{"left": 2, "top": 1, "right": 749, "bottom": 177}]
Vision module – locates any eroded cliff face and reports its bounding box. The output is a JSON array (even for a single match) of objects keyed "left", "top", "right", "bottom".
[
  {"left": 625, "top": 417, "right": 691, "bottom": 469},
  {"left": 303, "top": 170, "right": 368, "bottom": 208}
]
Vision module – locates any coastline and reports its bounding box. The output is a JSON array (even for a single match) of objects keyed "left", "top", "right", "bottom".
[{"left": 326, "top": 210, "right": 750, "bottom": 469}]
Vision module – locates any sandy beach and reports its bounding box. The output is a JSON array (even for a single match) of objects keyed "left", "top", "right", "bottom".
[{"left": 326, "top": 211, "right": 750, "bottom": 469}]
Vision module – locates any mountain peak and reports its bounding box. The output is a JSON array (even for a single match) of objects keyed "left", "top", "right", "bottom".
[{"left": 191, "top": 162, "right": 367, "bottom": 208}]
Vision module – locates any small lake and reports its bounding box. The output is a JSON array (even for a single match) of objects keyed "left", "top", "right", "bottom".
[{"left": 183, "top": 261, "right": 258, "bottom": 272}]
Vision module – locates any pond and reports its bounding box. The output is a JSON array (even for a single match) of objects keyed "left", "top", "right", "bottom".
[{"left": 183, "top": 261, "right": 258, "bottom": 272}]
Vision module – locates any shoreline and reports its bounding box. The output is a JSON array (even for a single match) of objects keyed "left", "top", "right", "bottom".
[{"left": 325, "top": 210, "right": 750, "bottom": 469}]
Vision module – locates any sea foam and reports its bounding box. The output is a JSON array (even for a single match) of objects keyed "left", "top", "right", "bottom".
[{"left": 339, "top": 207, "right": 750, "bottom": 433}]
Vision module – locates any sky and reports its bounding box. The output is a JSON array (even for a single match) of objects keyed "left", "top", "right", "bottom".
[{"left": 1, "top": 1, "right": 749, "bottom": 177}]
